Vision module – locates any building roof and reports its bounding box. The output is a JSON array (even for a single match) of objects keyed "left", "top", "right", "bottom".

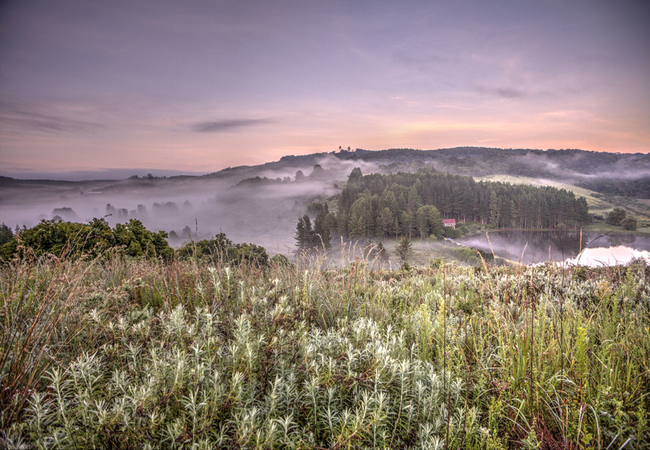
[{"left": 442, "top": 219, "right": 456, "bottom": 224}]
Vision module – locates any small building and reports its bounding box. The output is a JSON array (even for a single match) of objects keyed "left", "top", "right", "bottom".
[{"left": 442, "top": 219, "right": 456, "bottom": 229}]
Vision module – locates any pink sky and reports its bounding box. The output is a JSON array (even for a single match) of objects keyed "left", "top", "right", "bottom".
[{"left": 1, "top": 0, "right": 648, "bottom": 177}]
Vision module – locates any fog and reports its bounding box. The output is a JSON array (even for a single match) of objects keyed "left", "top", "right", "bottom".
[
  {"left": 0, "top": 168, "right": 206, "bottom": 182},
  {"left": 0, "top": 161, "right": 367, "bottom": 255},
  {"left": 2, "top": 147, "right": 649, "bottom": 258},
  {"left": 514, "top": 151, "right": 650, "bottom": 181},
  {"left": 563, "top": 246, "right": 650, "bottom": 267},
  {"left": 456, "top": 231, "right": 650, "bottom": 265}
]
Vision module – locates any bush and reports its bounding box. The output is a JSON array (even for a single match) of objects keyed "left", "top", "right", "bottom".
[
  {"left": 0, "top": 224, "right": 13, "bottom": 247},
  {"left": 606, "top": 208, "right": 626, "bottom": 225},
  {"left": 270, "top": 254, "right": 292, "bottom": 267},
  {"left": 177, "top": 232, "right": 269, "bottom": 267},
  {"left": 430, "top": 257, "right": 444, "bottom": 268},
  {"left": 443, "top": 227, "right": 460, "bottom": 238},
  {"left": 621, "top": 217, "right": 637, "bottom": 231},
  {"left": 0, "top": 219, "right": 173, "bottom": 260}
]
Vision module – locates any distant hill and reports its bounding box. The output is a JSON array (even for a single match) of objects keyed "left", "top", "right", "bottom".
[
  {"left": 343, "top": 147, "right": 650, "bottom": 198},
  {"left": 3, "top": 147, "right": 649, "bottom": 198},
  {"left": 199, "top": 147, "right": 650, "bottom": 198},
  {"left": 2, "top": 147, "right": 649, "bottom": 250}
]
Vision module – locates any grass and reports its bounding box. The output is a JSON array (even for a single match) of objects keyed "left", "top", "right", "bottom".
[{"left": 1, "top": 254, "right": 649, "bottom": 449}]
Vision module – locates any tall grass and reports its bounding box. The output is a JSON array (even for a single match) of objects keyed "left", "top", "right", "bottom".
[{"left": 0, "top": 254, "right": 648, "bottom": 448}]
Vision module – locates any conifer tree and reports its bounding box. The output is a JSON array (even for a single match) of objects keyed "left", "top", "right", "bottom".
[{"left": 397, "top": 236, "right": 412, "bottom": 261}]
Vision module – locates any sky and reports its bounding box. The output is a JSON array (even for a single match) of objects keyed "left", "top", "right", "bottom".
[{"left": 0, "top": 0, "right": 649, "bottom": 178}]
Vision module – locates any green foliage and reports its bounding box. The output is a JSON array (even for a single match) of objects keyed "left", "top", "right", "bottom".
[
  {"left": 621, "top": 217, "right": 637, "bottom": 230},
  {"left": 397, "top": 236, "right": 412, "bottom": 261},
  {"left": 430, "top": 257, "right": 444, "bottom": 269},
  {"left": 113, "top": 219, "right": 173, "bottom": 259},
  {"left": 606, "top": 207, "right": 626, "bottom": 225},
  {"left": 416, "top": 205, "right": 444, "bottom": 238},
  {"left": 0, "top": 223, "right": 13, "bottom": 247},
  {"left": 295, "top": 205, "right": 332, "bottom": 252},
  {"left": 0, "top": 218, "right": 173, "bottom": 260},
  {"left": 452, "top": 246, "right": 481, "bottom": 264},
  {"left": 270, "top": 253, "right": 292, "bottom": 267},
  {"left": 2, "top": 255, "right": 649, "bottom": 448},
  {"left": 444, "top": 228, "right": 460, "bottom": 238},
  {"left": 177, "top": 232, "right": 269, "bottom": 267},
  {"left": 335, "top": 170, "right": 590, "bottom": 239},
  {"left": 348, "top": 166, "right": 363, "bottom": 182}
]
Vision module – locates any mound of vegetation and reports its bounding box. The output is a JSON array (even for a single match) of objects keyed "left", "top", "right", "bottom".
[
  {"left": 176, "top": 232, "right": 270, "bottom": 267},
  {"left": 0, "top": 218, "right": 173, "bottom": 260},
  {"left": 0, "top": 220, "right": 276, "bottom": 270},
  {"left": 1, "top": 249, "right": 648, "bottom": 448}
]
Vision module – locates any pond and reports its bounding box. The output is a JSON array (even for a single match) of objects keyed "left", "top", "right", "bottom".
[{"left": 456, "top": 230, "right": 650, "bottom": 266}]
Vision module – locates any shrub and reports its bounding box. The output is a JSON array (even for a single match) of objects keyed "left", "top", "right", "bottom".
[
  {"left": 0, "top": 218, "right": 173, "bottom": 260},
  {"left": 270, "top": 253, "right": 292, "bottom": 267},
  {"left": 177, "top": 232, "right": 269, "bottom": 267},
  {"left": 621, "top": 217, "right": 637, "bottom": 230},
  {"left": 606, "top": 208, "right": 626, "bottom": 225}
]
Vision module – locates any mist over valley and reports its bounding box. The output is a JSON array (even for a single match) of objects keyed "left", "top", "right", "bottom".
[{"left": 2, "top": 147, "right": 649, "bottom": 262}]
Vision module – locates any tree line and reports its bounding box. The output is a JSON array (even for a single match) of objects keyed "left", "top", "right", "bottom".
[{"left": 296, "top": 169, "right": 590, "bottom": 249}]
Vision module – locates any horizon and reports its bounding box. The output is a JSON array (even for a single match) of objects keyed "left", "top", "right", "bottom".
[
  {"left": 3, "top": 145, "right": 649, "bottom": 181},
  {"left": 1, "top": 0, "right": 649, "bottom": 176}
]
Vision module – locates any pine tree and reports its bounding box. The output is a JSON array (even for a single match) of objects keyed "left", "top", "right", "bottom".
[
  {"left": 416, "top": 205, "right": 443, "bottom": 239},
  {"left": 489, "top": 191, "right": 500, "bottom": 226},
  {"left": 348, "top": 214, "right": 366, "bottom": 238},
  {"left": 0, "top": 223, "right": 13, "bottom": 247},
  {"left": 295, "top": 215, "right": 315, "bottom": 251},
  {"left": 397, "top": 236, "right": 412, "bottom": 261},
  {"left": 348, "top": 167, "right": 362, "bottom": 182},
  {"left": 380, "top": 207, "right": 394, "bottom": 238},
  {"left": 314, "top": 210, "right": 331, "bottom": 249}
]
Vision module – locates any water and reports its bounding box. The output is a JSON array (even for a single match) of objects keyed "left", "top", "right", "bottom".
[
  {"left": 456, "top": 230, "right": 650, "bottom": 266},
  {"left": 564, "top": 246, "right": 650, "bottom": 267}
]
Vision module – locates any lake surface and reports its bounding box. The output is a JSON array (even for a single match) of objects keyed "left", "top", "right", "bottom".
[{"left": 456, "top": 230, "right": 650, "bottom": 266}]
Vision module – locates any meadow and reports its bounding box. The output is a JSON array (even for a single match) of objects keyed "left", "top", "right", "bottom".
[{"left": 1, "top": 253, "right": 648, "bottom": 449}]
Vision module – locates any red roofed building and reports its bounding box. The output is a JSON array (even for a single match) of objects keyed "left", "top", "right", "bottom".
[{"left": 442, "top": 219, "right": 456, "bottom": 229}]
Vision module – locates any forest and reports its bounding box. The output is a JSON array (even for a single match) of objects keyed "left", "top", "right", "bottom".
[{"left": 296, "top": 169, "right": 591, "bottom": 250}]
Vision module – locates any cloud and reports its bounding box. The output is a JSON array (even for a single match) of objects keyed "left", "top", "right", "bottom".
[
  {"left": 392, "top": 50, "right": 446, "bottom": 73},
  {"left": 493, "top": 88, "right": 527, "bottom": 99},
  {"left": 472, "top": 85, "right": 527, "bottom": 99},
  {"left": 191, "top": 118, "right": 274, "bottom": 133},
  {"left": 0, "top": 101, "right": 104, "bottom": 134},
  {"left": 473, "top": 85, "right": 558, "bottom": 100}
]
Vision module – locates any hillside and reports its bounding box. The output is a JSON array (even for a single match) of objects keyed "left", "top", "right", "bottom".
[{"left": 1, "top": 148, "right": 648, "bottom": 252}]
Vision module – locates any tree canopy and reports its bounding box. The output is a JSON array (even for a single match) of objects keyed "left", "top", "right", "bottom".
[
  {"left": 332, "top": 170, "right": 590, "bottom": 239},
  {"left": 176, "top": 232, "right": 269, "bottom": 267},
  {"left": 0, "top": 219, "right": 173, "bottom": 260}
]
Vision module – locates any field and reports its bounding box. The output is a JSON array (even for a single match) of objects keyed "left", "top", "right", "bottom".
[{"left": 1, "top": 254, "right": 649, "bottom": 449}]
